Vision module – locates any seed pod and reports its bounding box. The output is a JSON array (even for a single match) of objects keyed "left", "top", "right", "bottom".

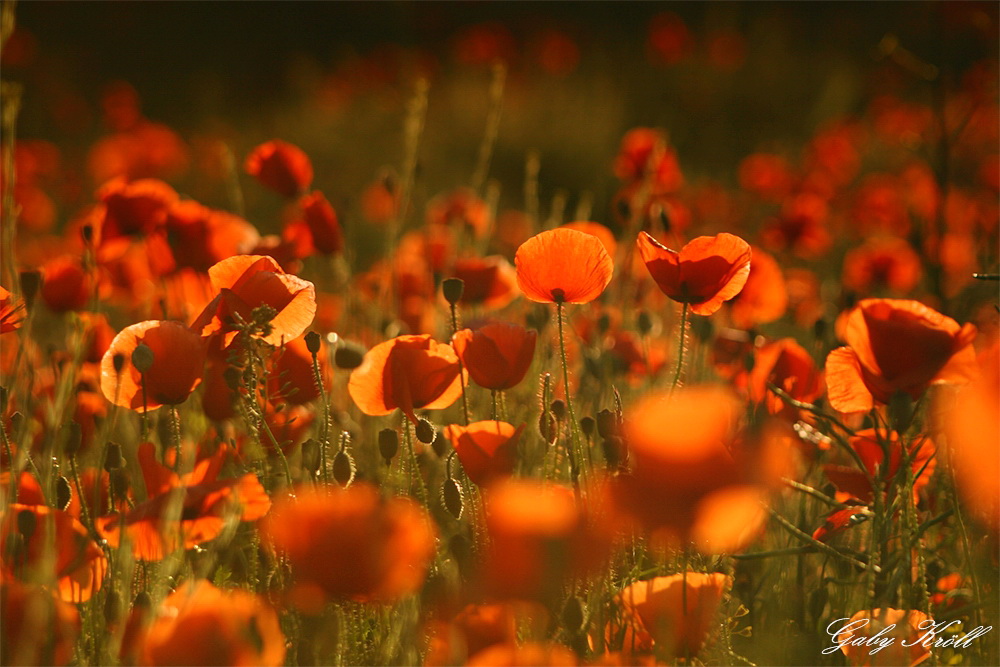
[
  {"left": 104, "top": 590, "right": 122, "bottom": 626},
  {"left": 9, "top": 411, "right": 23, "bottom": 436},
  {"left": 562, "top": 596, "right": 586, "bottom": 633},
  {"left": 415, "top": 418, "right": 435, "bottom": 444},
  {"left": 334, "top": 342, "right": 365, "bottom": 370},
  {"left": 131, "top": 342, "right": 155, "bottom": 374},
  {"left": 17, "top": 508, "right": 36, "bottom": 539},
  {"left": 55, "top": 476, "right": 72, "bottom": 510},
  {"left": 442, "top": 478, "right": 463, "bottom": 519},
  {"left": 112, "top": 352, "right": 126, "bottom": 374},
  {"left": 378, "top": 428, "right": 399, "bottom": 464},
  {"left": 538, "top": 410, "right": 557, "bottom": 446},
  {"left": 442, "top": 278, "right": 465, "bottom": 306},
  {"left": 333, "top": 449, "right": 355, "bottom": 487},
  {"left": 104, "top": 442, "right": 124, "bottom": 471},
  {"left": 301, "top": 438, "right": 321, "bottom": 473},
  {"left": 602, "top": 436, "right": 623, "bottom": 469},
  {"left": 133, "top": 591, "right": 152, "bottom": 612},
  {"left": 595, "top": 409, "right": 617, "bottom": 439},
  {"left": 304, "top": 331, "right": 322, "bottom": 355},
  {"left": 431, "top": 431, "right": 448, "bottom": 458},
  {"left": 550, "top": 399, "right": 567, "bottom": 422},
  {"left": 637, "top": 311, "right": 653, "bottom": 335},
  {"left": 580, "top": 416, "right": 595, "bottom": 439},
  {"left": 110, "top": 469, "right": 129, "bottom": 504}
]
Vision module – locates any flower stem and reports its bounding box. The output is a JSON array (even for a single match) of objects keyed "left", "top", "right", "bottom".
[
  {"left": 556, "top": 302, "right": 586, "bottom": 488},
  {"left": 669, "top": 302, "right": 689, "bottom": 393}
]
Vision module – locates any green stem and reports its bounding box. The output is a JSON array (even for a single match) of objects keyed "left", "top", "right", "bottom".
[
  {"left": 556, "top": 302, "right": 586, "bottom": 489},
  {"left": 669, "top": 302, "right": 689, "bottom": 393}
]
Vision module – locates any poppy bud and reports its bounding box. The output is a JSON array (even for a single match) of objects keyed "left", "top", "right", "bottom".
[
  {"left": 17, "top": 508, "right": 36, "bottom": 539},
  {"left": 539, "top": 411, "right": 557, "bottom": 445},
  {"left": 133, "top": 591, "right": 152, "bottom": 612},
  {"left": 415, "top": 418, "right": 435, "bottom": 444},
  {"left": 62, "top": 421, "right": 83, "bottom": 457},
  {"left": 55, "top": 476, "right": 72, "bottom": 510},
  {"left": 562, "top": 596, "right": 585, "bottom": 633},
  {"left": 691, "top": 315, "right": 714, "bottom": 343},
  {"left": 110, "top": 468, "right": 129, "bottom": 504},
  {"left": 378, "top": 428, "right": 399, "bottom": 464},
  {"left": 431, "top": 431, "right": 448, "bottom": 458},
  {"left": 112, "top": 352, "right": 126, "bottom": 375},
  {"left": 334, "top": 342, "right": 366, "bottom": 370},
  {"left": 637, "top": 310, "right": 654, "bottom": 335},
  {"left": 595, "top": 409, "right": 617, "bottom": 439},
  {"left": 550, "top": 399, "right": 567, "bottom": 422},
  {"left": 333, "top": 449, "right": 355, "bottom": 487},
  {"left": 602, "top": 436, "right": 623, "bottom": 468},
  {"left": 443, "top": 478, "right": 464, "bottom": 519},
  {"left": 19, "top": 270, "right": 41, "bottom": 309},
  {"left": 222, "top": 365, "right": 242, "bottom": 391},
  {"left": 301, "top": 438, "right": 321, "bottom": 473},
  {"left": 104, "top": 590, "right": 121, "bottom": 627},
  {"left": 80, "top": 223, "right": 94, "bottom": 245},
  {"left": 304, "top": 331, "right": 322, "bottom": 355},
  {"left": 131, "top": 342, "right": 154, "bottom": 374},
  {"left": 580, "top": 416, "right": 595, "bottom": 439},
  {"left": 104, "top": 442, "right": 124, "bottom": 471},
  {"left": 442, "top": 278, "right": 465, "bottom": 306}
]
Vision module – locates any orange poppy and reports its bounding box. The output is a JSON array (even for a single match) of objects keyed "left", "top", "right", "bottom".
[
  {"left": 99, "top": 320, "right": 207, "bottom": 411},
  {"left": 728, "top": 246, "right": 787, "bottom": 328},
  {"left": 825, "top": 298, "right": 977, "bottom": 413},
  {"left": 445, "top": 420, "right": 525, "bottom": 487},
  {"left": 267, "top": 335, "right": 329, "bottom": 406},
  {"left": 244, "top": 139, "right": 313, "bottom": 199},
  {"left": 1, "top": 580, "right": 80, "bottom": 666},
  {"left": 164, "top": 200, "right": 260, "bottom": 272},
  {"left": 466, "top": 642, "right": 579, "bottom": 666},
  {"left": 424, "top": 602, "right": 548, "bottom": 666},
  {"left": 0, "top": 504, "right": 108, "bottom": 603},
  {"left": 842, "top": 236, "right": 923, "bottom": 294},
  {"left": 190, "top": 254, "right": 317, "bottom": 349},
  {"left": 0, "top": 285, "right": 24, "bottom": 333},
  {"left": 97, "top": 176, "right": 179, "bottom": 238},
  {"left": 261, "top": 484, "right": 436, "bottom": 609},
  {"left": 139, "top": 580, "right": 286, "bottom": 667},
  {"left": 614, "top": 127, "right": 684, "bottom": 193},
  {"left": 451, "top": 256, "right": 520, "bottom": 310},
  {"left": 746, "top": 338, "right": 823, "bottom": 421},
  {"left": 348, "top": 334, "right": 464, "bottom": 423},
  {"left": 823, "top": 429, "right": 936, "bottom": 505},
  {"left": 452, "top": 322, "right": 536, "bottom": 390},
  {"left": 618, "top": 573, "right": 732, "bottom": 658},
  {"left": 636, "top": 231, "right": 751, "bottom": 315},
  {"left": 560, "top": 221, "right": 618, "bottom": 259},
  {"left": 40, "top": 256, "right": 94, "bottom": 312},
  {"left": 426, "top": 187, "right": 492, "bottom": 238},
  {"left": 95, "top": 442, "right": 271, "bottom": 561},
  {"left": 834, "top": 608, "right": 934, "bottom": 666},
  {"left": 515, "top": 228, "right": 614, "bottom": 304}
]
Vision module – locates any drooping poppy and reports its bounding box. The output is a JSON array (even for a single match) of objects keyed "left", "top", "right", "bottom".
[
  {"left": 348, "top": 334, "right": 464, "bottom": 423},
  {"left": 190, "top": 254, "right": 317, "bottom": 349},
  {"left": 99, "top": 320, "right": 207, "bottom": 411},
  {"left": 0, "top": 286, "right": 24, "bottom": 333},
  {"left": 636, "top": 231, "right": 751, "bottom": 316},
  {"left": 450, "top": 256, "right": 520, "bottom": 310},
  {"left": 0, "top": 580, "right": 80, "bottom": 666},
  {"left": 834, "top": 608, "right": 934, "bottom": 667},
  {"left": 261, "top": 484, "right": 436, "bottom": 609},
  {"left": 244, "top": 139, "right": 313, "bottom": 199},
  {"left": 613, "top": 127, "right": 684, "bottom": 194},
  {"left": 445, "top": 421, "right": 525, "bottom": 487},
  {"left": 452, "top": 322, "right": 536, "bottom": 391},
  {"left": 617, "top": 573, "right": 732, "bottom": 658},
  {"left": 515, "top": 228, "right": 614, "bottom": 304},
  {"left": 825, "top": 298, "right": 978, "bottom": 413},
  {"left": 139, "top": 580, "right": 286, "bottom": 667}
]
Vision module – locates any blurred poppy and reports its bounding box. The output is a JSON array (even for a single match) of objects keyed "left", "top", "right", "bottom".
[
  {"left": 560, "top": 221, "right": 618, "bottom": 260},
  {"left": 164, "top": 201, "right": 260, "bottom": 272},
  {"left": 40, "top": 256, "right": 94, "bottom": 312},
  {"left": 618, "top": 573, "right": 732, "bottom": 658},
  {"left": 190, "top": 255, "right": 317, "bottom": 349},
  {"left": 0, "top": 504, "right": 108, "bottom": 603},
  {"left": 244, "top": 139, "right": 313, "bottom": 199},
  {"left": 0, "top": 580, "right": 80, "bottom": 666},
  {"left": 139, "top": 580, "right": 285, "bottom": 667},
  {"left": 427, "top": 188, "right": 492, "bottom": 238},
  {"left": 842, "top": 235, "right": 924, "bottom": 295},
  {"left": 446, "top": 420, "right": 524, "bottom": 487},
  {"left": 451, "top": 256, "right": 520, "bottom": 310},
  {"left": 262, "top": 484, "right": 436, "bottom": 610},
  {"left": 761, "top": 192, "right": 832, "bottom": 259},
  {"left": 835, "top": 608, "right": 934, "bottom": 667},
  {"left": 87, "top": 121, "right": 190, "bottom": 184},
  {"left": 825, "top": 299, "right": 978, "bottom": 413},
  {"left": 284, "top": 190, "right": 343, "bottom": 256},
  {"left": 728, "top": 246, "right": 787, "bottom": 328},
  {"left": 746, "top": 338, "right": 823, "bottom": 421},
  {"left": 466, "top": 641, "right": 579, "bottom": 666},
  {"left": 95, "top": 442, "right": 270, "bottom": 561},
  {"left": 99, "top": 320, "right": 207, "bottom": 411},
  {"left": 267, "top": 335, "right": 328, "bottom": 406},
  {"left": 348, "top": 334, "right": 464, "bottom": 423},
  {"left": 613, "top": 127, "right": 684, "bottom": 193},
  {"left": 453, "top": 322, "right": 536, "bottom": 390},
  {"left": 0, "top": 286, "right": 24, "bottom": 333},
  {"left": 97, "top": 177, "right": 179, "bottom": 238},
  {"left": 424, "top": 602, "right": 549, "bottom": 666},
  {"left": 823, "top": 429, "right": 936, "bottom": 505},
  {"left": 636, "top": 232, "right": 751, "bottom": 315},
  {"left": 738, "top": 153, "right": 794, "bottom": 201},
  {"left": 360, "top": 177, "right": 400, "bottom": 225},
  {"left": 647, "top": 12, "right": 693, "bottom": 66},
  {"left": 811, "top": 505, "right": 874, "bottom": 543},
  {"left": 515, "top": 228, "right": 614, "bottom": 304}
]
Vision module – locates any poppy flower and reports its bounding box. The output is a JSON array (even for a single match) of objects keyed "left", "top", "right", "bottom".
[
  {"left": 426, "top": 187, "right": 492, "bottom": 238},
  {"left": 96, "top": 177, "right": 179, "bottom": 240},
  {"left": 728, "top": 246, "right": 787, "bottom": 329},
  {"left": 100, "top": 320, "right": 207, "bottom": 411},
  {"left": 139, "top": 580, "right": 286, "bottom": 667},
  {"left": 636, "top": 232, "right": 751, "bottom": 315},
  {"left": 560, "top": 221, "right": 618, "bottom": 259},
  {"left": 348, "top": 334, "right": 464, "bottom": 423},
  {"left": 842, "top": 236, "right": 923, "bottom": 295},
  {"left": 452, "top": 322, "right": 536, "bottom": 391},
  {"left": 190, "top": 254, "right": 317, "bottom": 349},
  {"left": 164, "top": 201, "right": 260, "bottom": 272},
  {"left": 515, "top": 228, "right": 614, "bottom": 304},
  {"left": 825, "top": 299, "right": 978, "bottom": 413},
  {"left": 618, "top": 573, "right": 732, "bottom": 657},
  {"left": 451, "top": 256, "right": 520, "bottom": 310},
  {"left": 822, "top": 429, "right": 936, "bottom": 505},
  {"left": 0, "top": 286, "right": 24, "bottom": 333},
  {"left": 811, "top": 505, "right": 873, "bottom": 543},
  {"left": 738, "top": 153, "right": 794, "bottom": 201},
  {"left": 834, "top": 608, "right": 934, "bottom": 667},
  {"left": 614, "top": 127, "right": 684, "bottom": 193},
  {"left": 466, "top": 642, "right": 579, "bottom": 666},
  {"left": 746, "top": 338, "right": 823, "bottom": 421},
  {"left": 244, "top": 139, "right": 313, "bottom": 199},
  {"left": 40, "top": 256, "right": 94, "bottom": 312},
  {"left": 760, "top": 192, "right": 832, "bottom": 259},
  {"left": 446, "top": 421, "right": 525, "bottom": 487},
  {"left": 267, "top": 335, "right": 328, "bottom": 406},
  {"left": 95, "top": 442, "right": 271, "bottom": 561},
  {"left": 261, "top": 484, "right": 436, "bottom": 609},
  {"left": 0, "top": 504, "right": 108, "bottom": 603},
  {"left": 1, "top": 580, "right": 80, "bottom": 666}
]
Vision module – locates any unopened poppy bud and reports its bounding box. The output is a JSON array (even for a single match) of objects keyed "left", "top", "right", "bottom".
[
  {"left": 442, "top": 278, "right": 465, "bottom": 306},
  {"left": 62, "top": 421, "right": 83, "bottom": 457},
  {"left": 596, "top": 313, "right": 611, "bottom": 335},
  {"left": 133, "top": 591, "right": 152, "bottom": 612},
  {"left": 431, "top": 431, "right": 448, "bottom": 458},
  {"left": 131, "top": 343, "right": 154, "bottom": 374},
  {"left": 112, "top": 352, "right": 126, "bottom": 374},
  {"left": 304, "top": 331, "right": 322, "bottom": 355},
  {"left": 691, "top": 315, "right": 714, "bottom": 342},
  {"left": 595, "top": 409, "right": 617, "bottom": 439},
  {"left": 550, "top": 399, "right": 567, "bottom": 422},
  {"left": 889, "top": 391, "right": 915, "bottom": 434},
  {"left": 580, "top": 416, "right": 595, "bottom": 438},
  {"left": 443, "top": 478, "right": 464, "bottom": 519},
  {"left": 334, "top": 342, "right": 366, "bottom": 370},
  {"left": 415, "top": 418, "right": 435, "bottom": 444},
  {"left": 539, "top": 411, "right": 557, "bottom": 445},
  {"left": 222, "top": 366, "right": 242, "bottom": 391},
  {"left": 378, "top": 428, "right": 399, "bottom": 464},
  {"left": 104, "top": 442, "right": 124, "bottom": 471},
  {"left": 17, "top": 508, "right": 36, "bottom": 539},
  {"left": 55, "top": 476, "right": 72, "bottom": 510},
  {"left": 333, "top": 449, "right": 355, "bottom": 487},
  {"left": 562, "top": 596, "right": 585, "bottom": 633},
  {"left": 602, "top": 436, "right": 623, "bottom": 469},
  {"left": 19, "top": 270, "right": 41, "bottom": 308},
  {"left": 110, "top": 468, "right": 129, "bottom": 503},
  {"left": 301, "top": 438, "right": 321, "bottom": 473},
  {"left": 104, "top": 590, "right": 121, "bottom": 626},
  {"left": 637, "top": 311, "right": 653, "bottom": 335}
]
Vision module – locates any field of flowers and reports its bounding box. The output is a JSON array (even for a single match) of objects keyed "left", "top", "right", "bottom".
[{"left": 0, "top": 2, "right": 997, "bottom": 666}]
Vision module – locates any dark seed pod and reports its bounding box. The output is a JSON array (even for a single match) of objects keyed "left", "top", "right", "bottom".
[
  {"left": 110, "top": 469, "right": 129, "bottom": 504},
  {"left": 538, "top": 411, "right": 557, "bottom": 446},
  {"left": 562, "top": 596, "right": 586, "bottom": 633},
  {"left": 889, "top": 391, "right": 915, "bottom": 434},
  {"left": 19, "top": 270, "right": 42, "bottom": 308},
  {"left": 334, "top": 342, "right": 366, "bottom": 370},
  {"left": 62, "top": 421, "right": 83, "bottom": 457},
  {"left": 104, "top": 442, "right": 124, "bottom": 471},
  {"left": 550, "top": 399, "right": 567, "bottom": 422},
  {"left": 580, "top": 416, "right": 596, "bottom": 439},
  {"left": 133, "top": 591, "right": 152, "bottom": 612},
  {"left": 595, "top": 409, "right": 617, "bottom": 439},
  {"left": 104, "top": 590, "right": 122, "bottom": 626},
  {"left": 304, "top": 331, "right": 322, "bottom": 355},
  {"left": 431, "top": 431, "right": 449, "bottom": 458},
  {"left": 443, "top": 478, "right": 464, "bottom": 519},
  {"left": 602, "top": 436, "right": 623, "bottom": 469},
  {"left": 55, "top": 476, "right": 72, "bottom": 510},
  {"left": 112, "top": 353, "right": 126, "bottom": 375},
  {"left": 442, "top": 278, "right": 465, "bottom": 306},
  {"left": 17, "top": 508, "right": 36, "bottom": 539},
  {"left": 637, "top": 311, "right": 653, "bottom": 336},
  {"left": 301, "top": 438, "right": 321, "bottom": 473},
  {"left": 378, "top": 428, "right": 399, "bottom": 464},
  {"left": 333, "top": 449, "right": 355, "bottom": 487},
  {"left": 131, "top": 342, "right": 155, "bottom": 374},
  {"left": 415, "top": 418, "right": 435, "bottom": 444}
]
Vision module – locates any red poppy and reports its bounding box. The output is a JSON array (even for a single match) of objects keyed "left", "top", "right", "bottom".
[
  {"left": 452, "top": 322, "right": 536, "bottom": 390},
  {"left": 823, "top": 429, "right": 936, "bottom": 505},
  {"left": 0, "top": 286, "right": 24, "bottom": 333},
  {"left": 284, "top": 190, "right": 343, "bottom": 256},
  {"left": 164, "top": 200, "right": 260, "bottom": 272},
  {"left": 244, "top": 139, "right": 313, "bottom": 199},
  {"left": 100, "top": 320, "right": 207, "bottom": 411},
  {"left": 466, "top": 642, "right": 579, "bottom": 666},
  {"left": 728, "top": 246, "right": 787, "bottom": 329},
  {"left": 267, "top": 335, "right": 329, "bottom": 406},
  {"left": 738, "top": 153, "right": 794, "bottom": 201},
  {"left": 746, "top": 338, "right": 824, "bottom": 421},
  {"left": 560, "top": 221, "right": 618, "bottom": 259},
  {"left": 825, "top": 299, "right": 978, "bottom": 413},
  {"left": 190, "top": 255, "right": 317, "bottom": 348},
  {"left": 842, "top": 236, "right": 923, "bottom": 294},
  {"left": 811, "top": 505, "right": 873, "bottom": 543},
  {"left": 262, "top": 484, "right": 436, "bottom": 609},
  {"left": 40, "top": 256, "right": 94, "bottom": 312},
  {"left": 614, "top": 127, "right": 684, "bottom": 193},
  {"left": 139, "top": 580, "right": 286, "bottom": 667},
  {"left": 1, "top": 580, "right": 80, "bottom": 666},
  {"left": 446, "top": 420, "right": 525, "bottom": 487},
  {"left": 515, "top": 228, "right": 614, "bottom": 304},
  {"left": 348, "top": 334, "right": 464, "bottom": 423},
  {"left": 636, "top": 232, "right": 751, "bottom": 315},
  {"left": 835, "top": 608, "right": 934, "bottom": 667},
  {"left": 760, "top": 192, "right": 832, "bottom": 259},
  {"left": 426, "top": 187, "right": 492, "bottom": 238},
  {"left": 97, "top": 176, "right": 179, "bottom": 238},
  {"left": 451, "top": 256, "right": 520, "bottom": 310}
]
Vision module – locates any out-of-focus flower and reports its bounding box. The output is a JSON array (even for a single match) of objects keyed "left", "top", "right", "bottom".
[
  {"left": 267, "top": 335, "right": 329, "bottom": 406},
  {"left": 0, "top": 580, "right": 80, "bottom": 666},
  {"left": 453, "top": 322, "right": 536, "bottom": 391},
  {"left": 822, "top": 429, "right": 936, "bottom": 505},
  {"left": 450, "top": 256, "right": 520, "bottom": 310},
  {"left": 746, "top": 338, "right": 823, "bottom": 421},
  {"left": 0, "top": 286, "right": 24, "bottom": 333},
  {"left": 515, "top": 229, "right": 614, "bottom": 304},
  {"left": 40, "top": 256, "right": 95, "bottom": 312},
  {"left": 446, "top": 420, "right": 525, "bottom": 487},
  {"left": 165, "top": 201, "right": 260, "bottom": 272},
  {"left": 842, "top": 237, "right": 923, "bottom": 295},
  {"left": 244, "top": 140, "right": 313, "bottom": 199},
  {"left": 738, "top": 153, "right": 794, "bottom": 201},
  {"left": 427, "top": 188, "right": 492, "bottom": 238},
  {"left": 614, "top": 127, "right": 684, "bottom": 193},
  {"left": 728, "top": 246, "right": 787, "bottom": 328},
  {"left": 647, "top": 12, "right": 693, "bottom": 66},
  {"left": 97, "top": 177, "right": 179, "bottom": 239},
  {"left": 834, "top": 608, "right": 934, "bottom": 666},
  {"left": 466, "top": 641, "right": 578, "bottom": 666},
  {"left": 288, "top": 190, "right": 343, "bottom": 256}
]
